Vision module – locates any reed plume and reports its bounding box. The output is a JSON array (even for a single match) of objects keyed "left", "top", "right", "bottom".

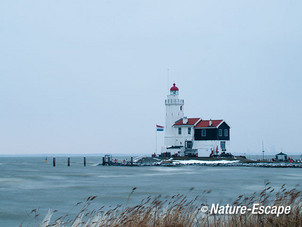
[{"left": 22, "top": 184, "right": 302, "bottom": 227}]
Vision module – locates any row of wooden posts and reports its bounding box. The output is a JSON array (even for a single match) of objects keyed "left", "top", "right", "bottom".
[
  {"left": 51, "top": 157, "right": 134, "bottom": 167},
  {"left": 51, "top": 157, "right": 87, "bottom": 167}
]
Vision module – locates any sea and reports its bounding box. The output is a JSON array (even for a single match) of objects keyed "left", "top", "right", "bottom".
[{"left": 1, "top": 155, "right": 302, "bottom": 226}]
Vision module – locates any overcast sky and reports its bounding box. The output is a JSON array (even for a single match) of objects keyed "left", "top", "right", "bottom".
[{"left": 0, "top": 0, "right": 301, "bottom": 156}]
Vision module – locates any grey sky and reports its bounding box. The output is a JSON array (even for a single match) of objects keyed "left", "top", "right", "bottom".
[{"left": 0, "top": 0, "right": 301, "bottom": 155}]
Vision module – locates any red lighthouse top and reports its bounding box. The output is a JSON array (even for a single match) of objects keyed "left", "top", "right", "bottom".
[{"left": 170, "top": 83, "right": 179, "bottom": 91}]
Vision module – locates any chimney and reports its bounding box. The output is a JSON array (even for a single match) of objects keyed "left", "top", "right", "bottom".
[
  {"left": 183, "top": 117, "right": 188, "bottom": 124},
  {"left": 209, "top": 119, "right": 212, "bottom": 127}
]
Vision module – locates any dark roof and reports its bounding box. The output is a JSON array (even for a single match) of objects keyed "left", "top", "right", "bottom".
[
  {"left": 276, "top": 152, "right": 287, "bottom": 156},
  {"left": 167, "top": 146, "right": 183, "bottom": 149}
]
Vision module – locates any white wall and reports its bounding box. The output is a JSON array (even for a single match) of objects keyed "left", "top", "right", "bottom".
[
  {"left": 164, "top": 93, "right": 184, "bottom": 146},
  {"left": 193, "top": 140, "right": 231, "bottom": 157}
]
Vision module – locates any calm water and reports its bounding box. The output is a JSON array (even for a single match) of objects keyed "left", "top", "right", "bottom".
[{"left": 0, "top": 156, "right": 302, "bottom": 226}]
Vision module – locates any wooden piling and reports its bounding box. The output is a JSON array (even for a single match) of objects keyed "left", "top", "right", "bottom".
[
  {"left": 131, "top": 157, "right": 133, "bottom": 166},
  {"left": 108, "top": 157, "right": 111, "bottom": 166},
  {"left": 84, "top": 157, "right": 86, "bottom": 167},
  {"left": 68, "top": 157, "right": 70, "bottom": 166},
  {"left": 102, "top": 157, "right": 105, "bottom": 166},
  {"left": 53, "top": 157, "right": 56, "bottom": 167}
]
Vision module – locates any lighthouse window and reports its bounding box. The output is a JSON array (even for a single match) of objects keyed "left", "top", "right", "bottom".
[
  {"left": 180, "top": 106, "right": 182, "bottom": 111},
  {"left": 219, "top": 129, "right": 222, "bottom": 136},
  {"left": 202, "top": 129, "right": 206, "bottom": 137},
  {"left": 224, "top": 129, "right": 228, "bottom": 136},
  {"left": 188, "top": 128, "right": 191, "bottom": 135},
  {"left": 178, "top": 128, "right": 182, "bottom": 135}
]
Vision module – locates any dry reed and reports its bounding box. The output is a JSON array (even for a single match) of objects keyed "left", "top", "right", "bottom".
[{"left": 21, "top": 184, "right": 302, "bottom": 227}]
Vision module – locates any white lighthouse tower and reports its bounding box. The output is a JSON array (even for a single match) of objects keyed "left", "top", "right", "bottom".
[{"left": 164, "top": 83, "right": 184, "bottom": 147}]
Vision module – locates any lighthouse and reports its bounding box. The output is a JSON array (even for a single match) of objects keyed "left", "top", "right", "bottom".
[
  {"left": 164, "top": 83, "right": 184, "bottom": 146},
  {"left": 162, "top": 83, "right": 231, "bottom": 157}
]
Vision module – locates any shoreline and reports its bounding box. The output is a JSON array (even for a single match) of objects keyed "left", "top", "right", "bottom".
[{"left": 111, "top": 156, "right": 302, "bottom": 168}]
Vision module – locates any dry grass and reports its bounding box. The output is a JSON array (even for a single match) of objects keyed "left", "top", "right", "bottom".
[{"left": 22, "top": 184, "right": 302, "bottom": 227}]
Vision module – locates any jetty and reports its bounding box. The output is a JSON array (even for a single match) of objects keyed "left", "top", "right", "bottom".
[
  {"left": 98, "top": 155, "right": 302, "bottom": 168},
  {"left": 47, "top": 154, "right": 302, "bottom": 168}
]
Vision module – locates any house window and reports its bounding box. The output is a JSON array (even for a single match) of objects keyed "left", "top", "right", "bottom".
[
  {"left": 188, "top": 128, "right": 191, "bottom": 135},
  {"left": 224, "top": 129, "right": 228, "bottom": 136},
  {"left": 220, "top": 141, "right": 226, "bottom": 150},
  {"left": 202, "top": 129, "right": 206, "bottom": 137},
  {"left": 219, "top": 129, "right": 222, "bottom": 136},
  {"left": 178, "top": 128, "right": 182, "bottom": 135}
]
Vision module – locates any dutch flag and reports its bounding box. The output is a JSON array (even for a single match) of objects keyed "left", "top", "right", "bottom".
[{"left": 156, "top": 125, "right": 164, "bottom": 131}]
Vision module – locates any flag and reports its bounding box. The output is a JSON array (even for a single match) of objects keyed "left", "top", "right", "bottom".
[{"left": 156, "top": 125, "right": 164, "bottom": 131}]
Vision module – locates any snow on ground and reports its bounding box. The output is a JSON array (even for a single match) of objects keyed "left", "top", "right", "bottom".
[{"left": 173, "top": 160, "right": 240, "bottom": 165}]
